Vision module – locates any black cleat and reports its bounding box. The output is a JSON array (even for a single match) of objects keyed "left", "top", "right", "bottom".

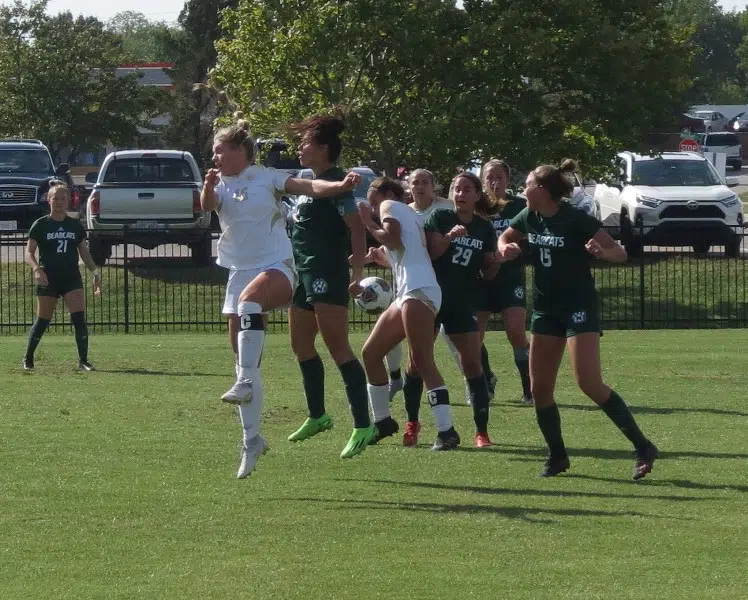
[
  {"left": 22, "top": 357, "right": 34, "bottom": 371},
  {"left": 431, "top": 428, "right": 461, "bottom": 451},
  {"left": 539, "top": 454, "right": 570, "bottom": 477},
  {"left": 370, "top": 417, "right": 400, "bottom": 445},
  {"left": 78, "top": 360, "right": 96, "bottom": 372},
  {"left": 633, "top": 443, "right": 659, "bottom": 480}
]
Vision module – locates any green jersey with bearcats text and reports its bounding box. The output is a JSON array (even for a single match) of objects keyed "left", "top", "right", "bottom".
[
  {"left": 424, "top": 208, "right": 497, "bottom": 308},
  {"left": 291, "top": 167, "right": 357, "bottom": 272},
  {"left": 509, "top": 202, "right": 601, "bottom": 314},
  {"left": 482, "top": 194, "right": 526, "bottom": 288},
  {"left": 28, "top": 216, "right": 85, "bottom": 280}
]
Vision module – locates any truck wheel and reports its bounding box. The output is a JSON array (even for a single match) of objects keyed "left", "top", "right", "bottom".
[
  {"left": 725, "top": 239, "right": 741, "bottom": 258},
  {"left": 692, "top": 242, "right": 711, "bottom": 255},
  {"left": 89, "top": 239, "right": 110, "bottom": 266},
  {"left": 191, "top": 240, "right": 212, "bottom": 266}
]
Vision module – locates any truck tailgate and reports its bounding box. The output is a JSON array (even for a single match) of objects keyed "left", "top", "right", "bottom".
[{"left": 97, "top": 184, "right": 197, "bottom": 221}]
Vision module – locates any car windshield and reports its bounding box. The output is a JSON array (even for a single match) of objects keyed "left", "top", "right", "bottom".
[
  {"left": 103, "top": 158, "right": 194, "bottom": 182},
  {"left": 704, "top": 134, "right": 739, "bottom": 146},
  {"left": 694, "top": 112, "right": 712, "bottom": 118},
  {"left": 631, "top": 160, "right": 722, "bottom": 187},
  {"left": 0, "top": 149, "right": 54, "bottom": 175}
]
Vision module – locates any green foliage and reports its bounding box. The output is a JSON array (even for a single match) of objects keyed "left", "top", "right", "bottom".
[
  {"left": 106, "top": 11, "right": 187, "bottom": 64},
  {"left": 0, "top": 0, "right": 158, "bottom": 160},
  {"left": 212, "top": 0, "right": 692, "bottom": 178}
]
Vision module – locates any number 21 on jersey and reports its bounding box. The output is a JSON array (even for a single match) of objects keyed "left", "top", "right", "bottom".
[
  {"left": 540, "top": 247, "right": 552, "bottom": 267},
  {"left": 57, "top": 240, "right": 68, "bottom": 253}
]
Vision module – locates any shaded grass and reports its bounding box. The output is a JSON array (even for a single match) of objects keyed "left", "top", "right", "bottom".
[{"left": 0, "top": 331, "right": 747, "bottom": 599}]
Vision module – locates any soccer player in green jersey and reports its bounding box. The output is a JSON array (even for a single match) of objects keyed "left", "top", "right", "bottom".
[
  {"left": 499, "top": 159, "right": 658, "bottom": 480},
  {"left": 285, "top": 115, "right": 375, "bottom": 458},
  {"left": 477, "top": 159, "right": 532, "bottom": 404},
  {"left": 23, "top": 181, "right": 102, "bottom": 371},
  {"left": 420, "top": 172, "right": 501, "bottom": 449}
]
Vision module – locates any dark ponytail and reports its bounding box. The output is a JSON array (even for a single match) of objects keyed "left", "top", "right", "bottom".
[{"left": 533, "top": 158, "right": 577, "bottom": 202}]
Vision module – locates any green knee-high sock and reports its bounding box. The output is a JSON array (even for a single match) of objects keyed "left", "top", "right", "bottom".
[
  {"left": 514, "top": 346, "right": 531, "bottom": 398},
  {"left": 535, "top": 403, "right": 567, "bottom": 458},
  {"left": 70, "top": 311, "right": 89, "bottom": 362},
  {"left": 25, "top": 317, "right": 51, "bottom": 361},
  {"left": 299, "top": 355, "right": 325, "bottom": 418},
  {"left": 338, "top": 359, "right": 371, "bottom": 429},
  {"left": 467, "top": 375, "right": 490, "bottom": 434},
  {"left": 600, "top": 390, "right": 650, "bottom": 450},
  {"left": 403, "top": 373, "right": 423, "bottom": 422}
]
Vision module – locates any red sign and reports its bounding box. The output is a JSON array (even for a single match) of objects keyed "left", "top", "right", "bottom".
[{"left": 679, "top": 138, "right": 700, "bottom": 152}]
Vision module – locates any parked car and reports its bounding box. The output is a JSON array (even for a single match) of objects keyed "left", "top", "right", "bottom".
[
  {"left": 0, "top": 139, "right": 78, "bottom": 230},
  {"left": 593, "top": 151, "right": 743, "bottom": 257},
  {"left": 728, "top": 112, "right": 748, "bottom": 132},
  {"left": 691, "top": 110, "right": 728, "bottom": 132},
  {"left": 86, "top": 150, "right": 209, "bottom": 266},
  {"left": 695, "top": 132, "right": 743, "bottom": 170}
]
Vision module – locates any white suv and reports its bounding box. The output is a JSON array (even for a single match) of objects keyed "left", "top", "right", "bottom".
[{"left": 594, "top": 151, "right": 744, "bottom": 257}]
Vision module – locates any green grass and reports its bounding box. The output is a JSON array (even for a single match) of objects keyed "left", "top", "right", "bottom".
[
  {"left": 1, "top": 331, "right": 747, "bottom": 599},
  {"left": 2, "top": 253, "right": 748, "bottom": 333}
]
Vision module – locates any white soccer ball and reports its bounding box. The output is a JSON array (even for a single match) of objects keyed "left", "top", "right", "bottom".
[{"left": 355, "top": 276, "right": 393, "bottom": 314}]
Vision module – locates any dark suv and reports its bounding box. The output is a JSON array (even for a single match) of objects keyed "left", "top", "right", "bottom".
[{"left": 0, "top": 139, "right": 77, "bottom": 231}]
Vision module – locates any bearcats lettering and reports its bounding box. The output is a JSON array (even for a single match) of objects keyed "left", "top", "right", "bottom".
[
  {"left": 527, "top": 233, "right": 565, "bottom": 248},
  {"left": 453, "top": 236, "right": 484, "bottom": 250},
  {"left": 46, "top": 231, "right": 77, "bottom": 241}
]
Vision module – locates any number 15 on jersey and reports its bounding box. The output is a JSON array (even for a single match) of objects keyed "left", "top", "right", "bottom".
[{"left": 540, "top": 248, "right": 552, "bottom": 267}]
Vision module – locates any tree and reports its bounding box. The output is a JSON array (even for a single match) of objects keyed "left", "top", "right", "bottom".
[
  {"left": 665, "top": 0, "right": 745, "bottom": 104},
  {"left": 211, "top": 0, "right": 693, "bottom": 179},
  {"left": 0, "top": 1, "right": 158, "bottom": 160},
  {"left": 106, "top": 11, "right": 186, "bottom": 64}
]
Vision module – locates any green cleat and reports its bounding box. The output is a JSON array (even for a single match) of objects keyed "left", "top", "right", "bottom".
[
  {"left": 340, "top": 425, "right": 376, "bottom": 459},
  {"left": 287, "top": 415, "right": 333, "bottom": 442}
]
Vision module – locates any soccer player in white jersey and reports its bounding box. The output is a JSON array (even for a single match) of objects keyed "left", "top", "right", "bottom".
[
  {"left": 200, "top": 115, "right": 360, "bottom": 478},
  {"left": 357, "top": 177, "right": 461, "bottom": 450}
]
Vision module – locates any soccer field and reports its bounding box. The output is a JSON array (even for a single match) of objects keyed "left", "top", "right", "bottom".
[{"left": 1, "top": 331, "right": 747, "bottom": 599}]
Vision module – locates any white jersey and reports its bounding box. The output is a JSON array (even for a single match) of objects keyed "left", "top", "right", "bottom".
[
  {"left": 214, "top": 165, "right": 293, "bottom": 270},
  {"left": 380, "top": 200, "right": 438, "bottom": 299},
  {"left": 409, "top": 196, "right": 453, "bottom": 224}
]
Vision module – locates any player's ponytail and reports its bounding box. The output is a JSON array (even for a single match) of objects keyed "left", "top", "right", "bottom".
[
  {"left": 533, "top": 159, "right": 577, "bottom": 202},
  {"left": 288, "top": 114, "right": 346, "bottom": 163}
]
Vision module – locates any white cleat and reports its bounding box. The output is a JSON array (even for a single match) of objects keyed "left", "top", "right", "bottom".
[
  {"left": 237, "top": 435, "right": 269, "bottom": 479},
  {"left": 221, "top": 380, "right": 254, "bottom": 405}
]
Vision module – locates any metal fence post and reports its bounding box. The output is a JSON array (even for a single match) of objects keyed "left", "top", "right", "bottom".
[
  {"left": 123, "top": 235, "right": 130, "bottom": 334},
  {"left": 639, "top": 222, "right": 645, "bottom": 329}
]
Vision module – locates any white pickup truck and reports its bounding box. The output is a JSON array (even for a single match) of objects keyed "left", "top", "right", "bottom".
[{"left": 86, "top": 150, "right": 210, "bottom": 265}]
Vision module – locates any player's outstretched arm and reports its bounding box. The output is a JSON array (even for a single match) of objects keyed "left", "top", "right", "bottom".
[
  {"left": 586, "top": 230, "right": 627, "bottom": 263},
  {"left": 285, "top": 171, "right": 360, "bottom": 198}
]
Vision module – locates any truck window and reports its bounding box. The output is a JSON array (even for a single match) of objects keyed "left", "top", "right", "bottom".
[{"left": 103, "top": 158, "right": 194, "bottom": 183}]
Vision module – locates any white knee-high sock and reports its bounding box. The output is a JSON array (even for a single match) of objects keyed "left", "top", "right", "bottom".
[
  {"left": 237, "top": 301, "right": 265, "bottom": 382},
  {"left": 384, "top": 343, "right": 403, "bottom": 377},
  {"left": 368, "top": 383, "right": 391, "bottom": 423},
  {"left": 439, "top": 325, "right": 462, "bottom": 373},
  {"left": 239, "top": 375, "right": 264, "bottom": 444}
]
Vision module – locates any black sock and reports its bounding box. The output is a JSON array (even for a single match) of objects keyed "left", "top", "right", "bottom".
[
  {"left": 299, "top": 355, "right": 325, "bottom": 419},
  {"left": 514, "top": 346, "right": 531, "bottom": 397},
  {"left": 390, "top": 368, "right": 402, "bottom": 381},
  {"left": 480, "top": 344, "right": 493, "bottom": 380},
  {"left": 467, "top": 375, "right": 490, "bottom": 434},
  {"left": 535, "top": 403, "right": 567, "bottom": 458},
  {"left": 600, "top": 390, "right": 650, "bottom": 450},
  {"left": 70, "top": 311, "right": 89, "bottom": 362},
  {"left": 403, "top": 373, "right": 423, "bottom": 422},
  {"left": 338, "top": 359, "right": 371, "bottom": 429},
  {"left": 25, "top": 317, "right": 51, "bottom": 361}
]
